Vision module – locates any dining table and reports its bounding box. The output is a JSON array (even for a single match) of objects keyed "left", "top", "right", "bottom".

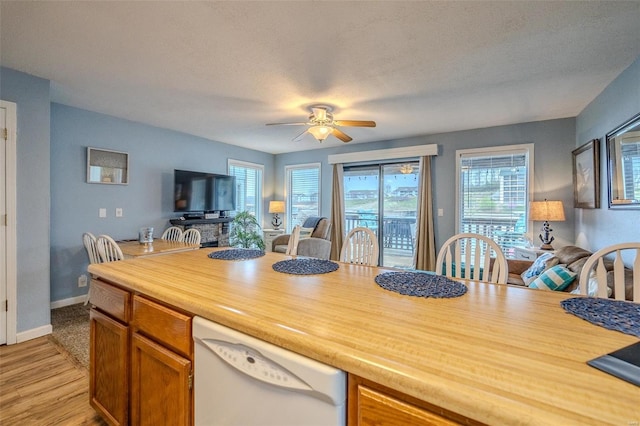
[{"left": 117, "top": 238, "right": 200, "bottom": 259}]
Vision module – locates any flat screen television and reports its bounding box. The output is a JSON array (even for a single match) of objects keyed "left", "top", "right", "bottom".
[{"left": 174, "top": 169, "right": 236, "bottom": 213}]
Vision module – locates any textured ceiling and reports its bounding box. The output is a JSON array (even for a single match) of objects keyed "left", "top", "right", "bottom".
[{"left": 2, "top": 1, "right": 639, "bottom": 154}]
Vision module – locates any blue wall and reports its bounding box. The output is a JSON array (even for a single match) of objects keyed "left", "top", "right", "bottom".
[
  {"left": 275, "top": 118, "right": 577, "bottom": 250},
  {"left": 575, "top": 56, "right": 640, "bottom": 250},
  {"left": 50, "top": 103, "right": 274, "bottom": 302},
  {"left": 0, "top": 67, "right": 51, "bottom": 333}
]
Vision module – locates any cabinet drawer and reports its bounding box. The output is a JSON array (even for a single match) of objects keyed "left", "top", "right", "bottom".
[
  {"left": 132, "top": 295, "right": 192, "bottom": 358},
  {"left": 90, "top": 279, "right": 131, "bottom": 323}
]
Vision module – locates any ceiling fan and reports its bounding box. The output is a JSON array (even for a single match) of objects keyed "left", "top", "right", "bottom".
[{"left": 266, "top": 105, "right": 376, "bottom": 143}]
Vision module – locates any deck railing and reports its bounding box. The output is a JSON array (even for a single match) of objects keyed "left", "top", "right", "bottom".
[{"left": 345, "top": 212, "right": 525, "bottom": 258}]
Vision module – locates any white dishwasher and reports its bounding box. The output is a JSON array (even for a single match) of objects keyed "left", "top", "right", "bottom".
[{"left": 193, "top": 316, "right": 346, "bottom": 426}]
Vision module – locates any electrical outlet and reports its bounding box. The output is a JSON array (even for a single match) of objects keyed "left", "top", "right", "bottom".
[
  {"left": 78, "top": 274, "right": 88, "bottom": 287},
  {"left": 115, "top": 208, "right": 123, "bottom": 217},
  {"left": 99, "top": 208, "right": 107, "bottom": 218}
]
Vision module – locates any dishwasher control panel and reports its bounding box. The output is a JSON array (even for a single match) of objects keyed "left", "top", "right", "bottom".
[{"left": 203, "top": 339, "right": 312, "bottom": 391}]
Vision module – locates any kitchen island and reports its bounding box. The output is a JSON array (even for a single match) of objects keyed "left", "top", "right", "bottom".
[{"left": 88, "top": 248, "right": 639, "bottom": 425}]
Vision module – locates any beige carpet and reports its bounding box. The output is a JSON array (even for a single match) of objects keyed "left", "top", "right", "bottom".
[{"left": 51, "top": 303, "right": 90, "bottom": 369}]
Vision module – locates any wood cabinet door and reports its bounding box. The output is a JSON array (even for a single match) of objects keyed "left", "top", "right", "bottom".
[
  {"left": 348, "top": 375, "right": 479, "bottom": 426},
  {"left": 130, "top": 333, "right": 192, "bottom": 426},
  {"left": 90, "top": 308, "right": 129, "bottom": 426}
]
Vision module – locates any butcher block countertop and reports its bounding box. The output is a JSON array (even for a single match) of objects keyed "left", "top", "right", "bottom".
[{"left": 88, "top": 249, "right": 640, "bottom": 425}]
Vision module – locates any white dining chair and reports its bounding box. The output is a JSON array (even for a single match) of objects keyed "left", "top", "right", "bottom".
[
  {"left": 182, "top": 228, "right": 201, "bottom": 246},
  {"left": 82, "top": 232, "right": 102, "bottom": 305},
  {"left": 436, "top": 233, "right": 508, "bottom": 284},
  {"left": 96, "top": 234, "right": 124, "bottom": 263},
  {"left": 578, "top": 242, "right": 640, "bottom": 302},
  {"left": 161, "top": 226, "right": 183, "bottom": 242},
  {"left": 285, "top": 225, "right": 301, "bottom": 256},
  {"left": 83, "top": 232, "right": 102, "bottom": 265},
  {"left": 340, "top": 227, "right": 379, "bottom": 266}
]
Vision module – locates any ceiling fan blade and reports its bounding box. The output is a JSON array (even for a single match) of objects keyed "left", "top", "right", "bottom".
[
  {"left": 333, "top": 120, "right": 376, "bottom": 127},
  {"left": 292, "top": 129, "right": 309, "bottom": 142},
  {"left": 332, "top": 128, "right": 352, "bottom": 143},
  {"left": 266, "top": 122, "right": 308, "bottom": 126}
]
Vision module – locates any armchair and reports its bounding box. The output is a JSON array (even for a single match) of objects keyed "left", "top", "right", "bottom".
[{"left": 272, "top": 217, "right": 332, "bottom": 259}]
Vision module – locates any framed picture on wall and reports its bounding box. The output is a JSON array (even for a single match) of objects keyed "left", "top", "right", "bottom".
[
  {"left": 572, "top": 139, "right": 600, "bottom": 209},
  {"left": 87, "top": 147, "right": 129, "bottom": 184}
]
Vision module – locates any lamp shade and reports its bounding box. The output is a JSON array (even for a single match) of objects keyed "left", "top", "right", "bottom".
[
  {"left": 268, "top": 201, "right": 285, "bottom": 214},
  {"left": 307, "top": 125, "right": 332, "bottom": 142},
  {"left": 529, "top": 200, "right": 565, "bottom": 221}
]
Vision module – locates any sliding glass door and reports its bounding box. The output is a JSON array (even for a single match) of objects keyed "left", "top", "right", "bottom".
[{"left": 343, "top": 162, "right": 419, "bottom": 268}]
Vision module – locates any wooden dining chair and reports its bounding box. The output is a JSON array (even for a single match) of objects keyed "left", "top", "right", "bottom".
[
  {"left": 436, "top": 233, "right": 508, "bottom": 284},
  {"left": 161, "top": 226, "right": 183, "bottom": 242},
  {"left": 578, "top": 242, "right": 640, "bottom": 302},
  {"left": 96, "top": 235, "right": 124, "bottom": 263},
  {"left": 340, "top": 227, "right": 379, "bottom": 266},
  {"left": 182, "top": 228, "right": 201, "bottom": 246}
]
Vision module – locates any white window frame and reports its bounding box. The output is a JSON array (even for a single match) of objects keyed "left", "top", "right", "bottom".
[
  {"left": 455, "top": 144, "right": 534, "bottom": 253},
  {"left": 285, "top": 162, "right": 321, "bottom": 232},
  {"left": 228, "top": 159, "right": 264, "bottom": 221}
]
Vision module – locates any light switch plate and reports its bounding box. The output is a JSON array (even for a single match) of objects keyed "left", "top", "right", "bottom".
[
  {"left": 99, "top": 208, "right": 107, "bottom": 218},
  {"left": 115, "top": 208, "right": 123, "bottom": 217}
]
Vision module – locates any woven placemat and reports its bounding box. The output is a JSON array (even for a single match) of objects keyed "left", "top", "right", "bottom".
[
  {"left": 208, "top": 248, "right": 265, "bottom": 261},
  {"left": 561, "top": 297, "right": 640, "bottom": 338},
  {"left": 272, "top": 258, "right": 339, "bottom": 275},
  {"left": 375, "top": 272, "right": 467, "bottom": 298}
]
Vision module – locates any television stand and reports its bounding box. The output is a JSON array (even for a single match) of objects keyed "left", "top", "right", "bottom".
[{"left": 170, "top": 217, "right": 232, "bottom": 247}]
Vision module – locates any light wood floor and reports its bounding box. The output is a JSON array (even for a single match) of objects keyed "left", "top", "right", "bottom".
[{"left": 0, "top": 336, "right": 106, "bottom": 425}]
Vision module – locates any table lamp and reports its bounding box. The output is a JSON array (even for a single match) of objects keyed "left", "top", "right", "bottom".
[
  {"left": 529, "top": 199, "right": 565, "bottom": 250},
  {"left": 268, "top": 201, "right": 285, "bottom": 230}
]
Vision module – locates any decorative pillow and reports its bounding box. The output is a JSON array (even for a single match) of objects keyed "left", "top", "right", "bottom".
[
  {"left": 521, "top": 252, "right": 559, "bottom": 285},
  {"left": 570, "top": 270, "right": 612, "bottom": 297},
  {"left": 299, "top": 227, "right": 314, "bottom": 240},
  {"left": 528, "top": 265, "right": 577, "bottom": 291}
]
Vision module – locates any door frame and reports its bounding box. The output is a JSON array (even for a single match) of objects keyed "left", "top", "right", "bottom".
[{"left": 1, "top": 100, "right": 17, "bottom": 345}]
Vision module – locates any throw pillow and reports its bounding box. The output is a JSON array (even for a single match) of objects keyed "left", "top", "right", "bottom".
[
  {"left": 569, "top": 270, "right": 612, "bottom": 297},
  {"left": 521, "top": 252, "right": 559, "bottom": 285},
  {"left": 299, "top": 227, "right": 314, "bottom": 240},
  {"left": 528, "top": 265, "right": 577, "bottom": 291}
]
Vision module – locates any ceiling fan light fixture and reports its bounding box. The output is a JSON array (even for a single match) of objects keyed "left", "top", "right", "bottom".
[
  {"left": 308, "top": 125, "right": 332, "bottom": 142},
  {"left": 399, "top": 164, "right": 414, "bottom": 174}
]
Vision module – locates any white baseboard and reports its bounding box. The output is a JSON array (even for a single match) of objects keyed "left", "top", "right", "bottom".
[
  {"left": 16, "top": 324, "right": 52, "bottom": 343},
  {"left": 50, "top": 295, "right": 87, "bottom": 309}
]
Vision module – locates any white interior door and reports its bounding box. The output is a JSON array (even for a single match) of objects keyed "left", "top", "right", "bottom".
[
  {"left": 1, "top": 105, "right": 7, "bottom": 344},
  {"left": 0, "top": 100, "right": 17, "bottom": 345}
]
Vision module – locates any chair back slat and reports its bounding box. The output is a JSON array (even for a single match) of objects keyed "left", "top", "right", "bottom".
[
  {"left": 161, "top": 226, "right": 183, "bottom": 242},
  {"left": 340, "top": 227, "right": 378, "bottom": 266},
  {"left": 183, "top": 228, "right": 201, "bottom": 246},
  {"left": 96, "top": 235, "right": 124, "bottom": 262},
  {"left": 579, "top": 243, "right": 640, "bottom": 302},
  {"left": 83, "top": 232, "right": 101, "bottom": 264},
  {"left": 436, "top": 233, "right": 508, "bottom": 284}
]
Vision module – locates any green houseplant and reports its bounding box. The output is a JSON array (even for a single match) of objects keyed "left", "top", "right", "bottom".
[{"left": 229, "top": 211, "right": 265, "bottom": 250}]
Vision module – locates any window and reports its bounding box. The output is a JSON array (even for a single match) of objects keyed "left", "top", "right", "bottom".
[
  {"left": 228, "top": 159, "right": 264, "bottom": 220},
  {"left": 456, "top": 144, "right": 534, "bottom": 258},
  {"left": 285, "top": 163, "right": 321, "bottom": 231}
]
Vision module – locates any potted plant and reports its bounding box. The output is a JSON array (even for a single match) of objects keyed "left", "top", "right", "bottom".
[{"left": 229, "top": 211, "right": 265, "bottom": 250}]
